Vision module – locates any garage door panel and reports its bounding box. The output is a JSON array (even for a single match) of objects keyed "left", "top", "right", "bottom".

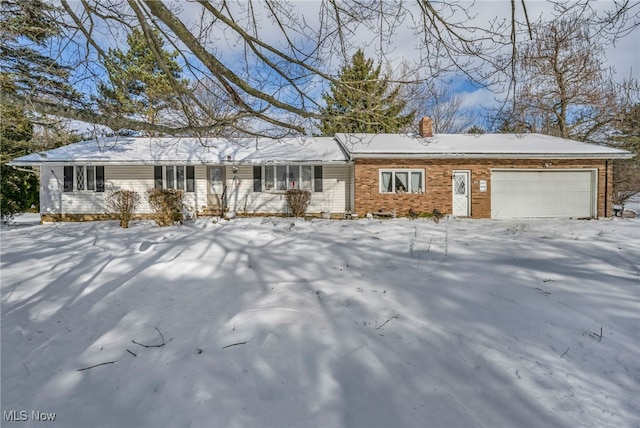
[{"left": 491, "top": 170, "right": 595, "bottom": 219}]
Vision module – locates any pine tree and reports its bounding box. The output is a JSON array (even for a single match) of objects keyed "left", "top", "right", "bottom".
[
  {"left": 320, "top": 49, "right": 414, "bottom": 135},
  {"left": 0, "top": 104, "right": 38, "bottom": 221},
  {"left": 466, "top": 125, "right": 485, "bottom": 134},
  {"left": 0, "top": 0, "right": 80, "bottom": 105},
  {"left": 98, "top": 28, "right": 188, "bottom": 128},
  {"left": 0, "top": 0, "right": 77, "bottom": 221}
]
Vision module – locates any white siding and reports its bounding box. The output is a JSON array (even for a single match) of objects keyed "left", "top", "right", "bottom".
[
  {"left": 40, "top": 166, "right": 63, "bottom": 215},
  {"left": 225, "top": 164, "right": 350, "bottom": 215},
  {"left": 106, "top": 165, "right": 209, "bottom": 214},
  {"left": 40, "top": 165, "right": 105, "bottom": 215},
  {"left": 39, "top": 163, "right": 349, "bottom": 217},
  {"left": 193, "top": 165, "right": 208, "bottom": 212},
  {"left": 310, "top": 165, "right": 349, "bottom": 214},
  {"left": 39, "top": 165, "right": 208, "bottom": 215},
  {"left": 105, "top": 165, "right": 154, "bottom": 213}
]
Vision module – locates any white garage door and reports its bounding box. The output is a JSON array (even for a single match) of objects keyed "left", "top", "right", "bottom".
[{"left": 491, "top": 170, "right": 596, "bottom": 219}]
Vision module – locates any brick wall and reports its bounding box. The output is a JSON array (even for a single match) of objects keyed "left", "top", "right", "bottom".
[{"left": 354, "top": 158, "right": 610, "bottom": 218}]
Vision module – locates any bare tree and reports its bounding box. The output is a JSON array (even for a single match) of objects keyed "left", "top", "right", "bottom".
[
  {"left": 407, "top": 80, "right": 474, "bottom": 134},
  {"left": 610, "top": 103, "right": 640, "bottom": 206},
  {"left": 492, "top": 14, "right": 635, "bottom": 143},
  {"left": 1, "top": 1, "right": 638, "bottom": 136}
]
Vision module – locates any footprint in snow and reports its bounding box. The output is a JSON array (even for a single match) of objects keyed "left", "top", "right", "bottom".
[{"left": 139, "top": 241, "right": 154, "bottom": 252}]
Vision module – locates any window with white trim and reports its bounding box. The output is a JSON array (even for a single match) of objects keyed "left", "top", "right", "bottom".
[
  {"left": 154, "top": 166, "right": 195, "bottom": 192},
  {"left": 63, "top": 165, "right": 105, "bottom": 192},
  {"left": 253, "top": 165, "right": 323, "bottom": 192},
  {"left": 380, "top": 169, "right": 425, "bottom": 194}
]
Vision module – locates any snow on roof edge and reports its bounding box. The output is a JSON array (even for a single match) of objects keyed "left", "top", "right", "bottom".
[{"left": 7, "top": 132, "right": 635, "bottom": 166}]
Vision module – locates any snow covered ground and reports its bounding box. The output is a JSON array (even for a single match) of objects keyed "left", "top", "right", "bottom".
[{"left": 1, "top": 210, "right": 639, "bottom": 428}]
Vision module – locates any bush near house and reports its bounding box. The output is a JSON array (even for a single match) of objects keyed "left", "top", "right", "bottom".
[
  {"left": 105, "top": 190, "right": 140, "bottom": 228},
  {"left": 147, "top": 188, "right": 184, "bottom": 226},
  {"left": 285, "top": 189, "right": 311, "bottom": 217},
  {"left": 408, "top": 208, "right": 444, "bottom": 223}
]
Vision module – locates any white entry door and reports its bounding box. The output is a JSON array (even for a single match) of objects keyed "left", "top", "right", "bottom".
[{"left": 452, "top": 171, "right": 470, "bottom": 217}]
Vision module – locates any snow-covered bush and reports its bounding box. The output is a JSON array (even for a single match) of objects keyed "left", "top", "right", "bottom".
[
  {"left": 285, "top": 189, "right": 311, "bottom": 217},
  {"left": 105, "top": 190, "right": 140, "bottom": 228},
  {"left": 147, "top": 188, "right": 184, "bottom": 226}
]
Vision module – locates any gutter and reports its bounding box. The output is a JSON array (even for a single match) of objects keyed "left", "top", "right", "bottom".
[
  {"left": 349, "top": 152, "right": 635, "bottom": 160},
  {"left": 7, "top": 159, "right": 352, "bottom": 167},
  {"left": 10, "top": 166, "right": 39, "bottom": 174}
]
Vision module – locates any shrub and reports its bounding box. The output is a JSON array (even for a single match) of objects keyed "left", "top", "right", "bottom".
[
  {"left": 285, "top": 189, "right": 312, "bottom": 217},
  {"left": 407, "top": 208, "right": 444, "bottom": 223},
  {"left": 1, "top": 164, "right": 39, "bottom": 223},
  {"left": 105, "top": 190, "right": 141, "bottom": 228},
  {"left": 147, "top": 188, "right": 184, "bottom": 226}
]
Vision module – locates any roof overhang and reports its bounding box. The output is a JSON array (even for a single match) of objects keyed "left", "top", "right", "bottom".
[
  {"left": 7, "top": 159, "right": 352, "bottom": 167},
  {"left": 350, "top": 152, "right": 635, "bottom": 160}
]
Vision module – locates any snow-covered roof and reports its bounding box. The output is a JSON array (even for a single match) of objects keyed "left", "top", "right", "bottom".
[
  {"left": 9, "top": 136, "right": 350, "bottom": 166},
  {"left": 335, "top": 133, "right": 634, "bottom": 159},
  {"left": 9, "top": 132, "right": 634, "bottom": 166}
]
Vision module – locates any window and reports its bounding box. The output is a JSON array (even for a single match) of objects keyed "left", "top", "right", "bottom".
[
  {"left": 166, "top": 166, "right": 175, "bottom": 189},
  {"left": 76, "top": 166, "right": 85, "bottom": 190},
  {"left": 87, "top": 167, "right": 95, "bottom": 190},
  {"left": 254, "top": 165, "right": 323, "bottom": 192},
  {"left": 63, "top": 165, "right": 105, "bottom": 192},
  {"left": 154, "top": 166, "right": 195, "bottom": 192},
  {"left": 176, "top": 166, "right": 185, "bottom": 191},
  {"left": 154, "top": 166, "right": 163, "bottom": 189},
  {"left": 301, "top": 166, "right": 312, "bottom": 191},
  {"left": 380, "top": 169, "right": 424, "bottom": 194},
  {"left": 314, "top": 166, "right": 323, "bottom": 192},
  {"left": 186, "top": 166, "right": 195, "bottom": 192},
  {"left": 253, "top": 166, "right": 262, "bottom": 192},
  {"left": 276, "top": 165, "right": 287, "bottom": 191},
  {"left": 64, "top": 166, "right": 73, "bottom": 192}
]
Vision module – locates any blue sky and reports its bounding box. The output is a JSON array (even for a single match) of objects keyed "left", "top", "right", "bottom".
[{"left": 56, "top": 0, "right": 639, "bottom": 133}]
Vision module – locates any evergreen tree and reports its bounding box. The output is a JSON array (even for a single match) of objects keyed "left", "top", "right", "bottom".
[
  {"left": 320, "top": 49, "right": 414, "bottom": 135},
  {"left": 0, "top": 0, "right": 80, "bottom": 105},
  {"left": 0, "top": 104, "right": 38, "bottom": 221},
  {"left": 0, "top": 0, "right": 78, "bottom": 221},
  {"left": 98, "top": 28, "right": 188, "bottom": 128},
  {"left": 466, "top": 125, "right": 485, "bottom": 134}
]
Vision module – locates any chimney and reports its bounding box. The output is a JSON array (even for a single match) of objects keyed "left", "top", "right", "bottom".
[{"left": 419, "top": 116, "right": 433, "bottom": 138}]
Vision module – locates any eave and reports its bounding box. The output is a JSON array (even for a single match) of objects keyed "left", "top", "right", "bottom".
[{"left": 349, "top": 152, "right": 635, "bottom": 160}]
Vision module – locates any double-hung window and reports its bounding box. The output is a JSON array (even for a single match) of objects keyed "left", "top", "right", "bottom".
[
  {"left": 380, "top": 169, "right": 424, "bottom": 194},
  {"left": 253, "top": 165, "right": 323, "bottom": 192},
  {"left": 63, "top": 165, "right": 104, "bottom": 192},
  {"left": 154, "top": 166, "right": 195, "bottom": 192}
]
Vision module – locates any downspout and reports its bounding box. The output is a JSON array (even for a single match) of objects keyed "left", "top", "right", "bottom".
[
  {"left": 333, "top": 137, "right": 354, "bottom": 213},
  {"left": 604, "top": 160, "right": 609, "bottom": 218},
  {"left": 49, "top": 167, "right": 63, "bottom": 218}
]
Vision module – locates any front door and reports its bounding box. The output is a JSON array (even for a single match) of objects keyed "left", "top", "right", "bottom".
[
  {"left": 207, "top": 166, "right": 226, "bottom": 209},
  {"left": 452, "top": 171, "right": 470, "bottom": 217}
]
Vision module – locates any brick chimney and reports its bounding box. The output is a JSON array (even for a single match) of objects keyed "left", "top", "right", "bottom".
[{"left": 419, "top": 116, "right": 433, "bottom": 137}]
